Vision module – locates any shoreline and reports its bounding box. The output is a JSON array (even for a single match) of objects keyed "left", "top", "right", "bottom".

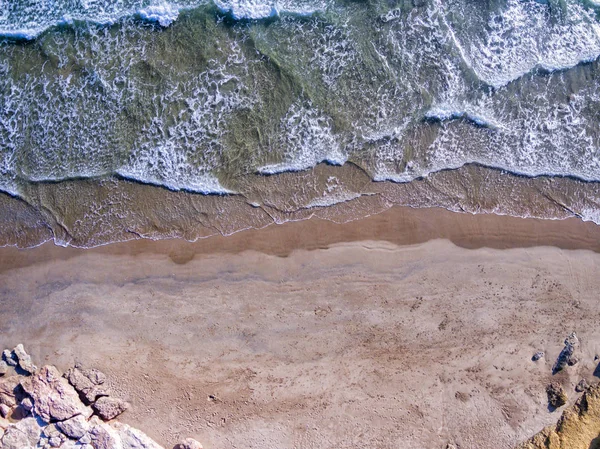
[
  {"left": 3, "top": 162, "right": 600, "bottom": 250},
  {"left": 2, "top": 205, "right": 600, "bottom": 274}
]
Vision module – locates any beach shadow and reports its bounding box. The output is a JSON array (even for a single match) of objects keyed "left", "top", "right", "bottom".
[
  {"left": 589, "top": 435, "right": 600, "bottom": 449},
  {"left": 593, "top": 362, "right": 600, "bottom": 378}
]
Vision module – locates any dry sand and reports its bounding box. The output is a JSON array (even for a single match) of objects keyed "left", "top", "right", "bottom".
[{"left": 1, "top": 206, "right": 600, "bottom": 449}]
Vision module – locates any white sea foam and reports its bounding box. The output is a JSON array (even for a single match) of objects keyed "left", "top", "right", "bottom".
[
  {"left": 425, "top": 104, "right": 505, "bottom": 130},
  {"left": 258, "top": 98, "right": 346, "bottom": 175},
  {"left": 578, "top": 206, "right": 600, "bottom": 225},
  {"left": 0, "top": 0, "right": 326, "bottom": 39},
  {"left": 443, "top": 0, "right": 600, "bottom": 88},
  {"left": 306, "top": 191, "right": 362, "bottom": 208},
  {"left": 138, "top": 3, "right": 180, "bottom": 26},
  {"left": 213, "top": 0, "right": 278, "bottom": 19},
  {"left": 118, "top": 157, "right": 233, "bottom": 193}
]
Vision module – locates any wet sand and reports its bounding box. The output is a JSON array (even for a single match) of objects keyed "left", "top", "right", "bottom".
[{"left": 1, "top": 206, "right": 600, "bottom": 448}]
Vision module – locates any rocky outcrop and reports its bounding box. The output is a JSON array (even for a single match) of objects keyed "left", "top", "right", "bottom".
[
  {"left": 0, "top": 345, "right": 203, "bottom": 449},
  {"left": 552, "top": 333, "right": 579, "bottom": 374},
  {"left": 516, "top": 381, "right": 600, "bottom": 449},
  {"left": 20, "top": 365, "right": 93, "bottom": 422}
]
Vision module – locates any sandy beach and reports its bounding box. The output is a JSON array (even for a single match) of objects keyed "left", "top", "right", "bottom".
[{"left": 1, "top": 206, "right": 600, "bottom": 449}]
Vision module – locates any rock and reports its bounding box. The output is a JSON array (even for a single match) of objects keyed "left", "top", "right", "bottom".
[
  {"left": 552, "top": 332, "right": 579, "bottom": 374},
  {"left": 13, "top": 344, "right": 36, "bottom": 374},
  {"left": 60, "top": 441, "right": 83, "bottom": 449},
  {"left": 575, "top": 379, "right": 589, "bottom": 393},
  {"left": 42, "top": 422, "right": 61, "bottom": 437},
  {"left": 93, "top": 396, "right": 128, "bottom": 421},
  {"left": 177, "top": 437, "right": 204, "bottom": 449},
  {"left": 57, "top": 414, "right": 90, "bottom": 439},
  {"left": 48, "top": 435, "right": 63, "bottom": 447},
  {"left": 79, "top": 433, "right": 92, "bottom": 444},
  {"left": 1, "top": 425, "right": 33, "bottom": 448},
  {"left": 88, "top": 416, "right": 123, "bottom": 449},
  {"left": 21, "top": 396, "right": 33, "bottom": 412},
  {"left": 532, "top": 351, "right": 544, "bottom": 362},
  {"left": 0, "top": 393, "right": 15, "bottom": 408},
  {"left": 2, "top": 350, "right": 17, "bottom": 367},
  {"left": 0, "top": 361, "right": 8, "bottom": 376},
  {"left": 567, "top": 355, "right": 580, "bottom": 366},
  {"left": 0, "top": 416, "right": 46, "bottom": 449},
  {"left": 0, "top": 416, "right": 10, "bottom": 430},
  {"left": 0, "top": 375, "right": 19, "bottom": 405},
  {"left": 64, "top": 367, "right": 108, "bottom": 405},
  {"left": 547, "top": 382, "right": 568, "bottom": 408},
  {"left": 20, "top": 365, "right": 92, "bottom": 422},
  {"left": 0, "top": 403, "right": 10, "bottom": 418},
  {"left": 79, "top": 367, "right": 106, "bottom": 386},
  {"left": 112, "top": 421, "right": 164, "bottom": 449}
]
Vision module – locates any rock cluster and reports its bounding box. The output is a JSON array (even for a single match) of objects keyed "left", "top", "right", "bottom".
[
  {"left": 0, "top": 344, "right": 203, "bottom": 449},
  {"left": 2, "top": 344, "right": 37, "bottom": 374},
  {"left": 516, "top": 380, "right": 600, "bottom": 449},
  {"left": 532, "top": 332, "right": 593, "bottom": 410}
]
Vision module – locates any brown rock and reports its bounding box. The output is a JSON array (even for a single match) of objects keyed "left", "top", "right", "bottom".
[
  {"left": 0, "top": 416, "right": 9, "bottom": 430},
  {"left": 0, "top": 403, "right": 10, "bottom": 418},
  {"left": 64, "top": 367, "right": 108, "bottom": 405},
  {"left": 0, "top": 375, "right": 20, "bottom": 405},
  {"left": 80, "top": 367, "right": 106, "bottom": 386},
  {"left": 20, "top": 365, "right": 92, "bottom": 422},
  {"left": 546, "top": 382, "right": 568, "bottom": 409},
  {"left": 92, "top": 396, "right": 128, "bottom": 421}
]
